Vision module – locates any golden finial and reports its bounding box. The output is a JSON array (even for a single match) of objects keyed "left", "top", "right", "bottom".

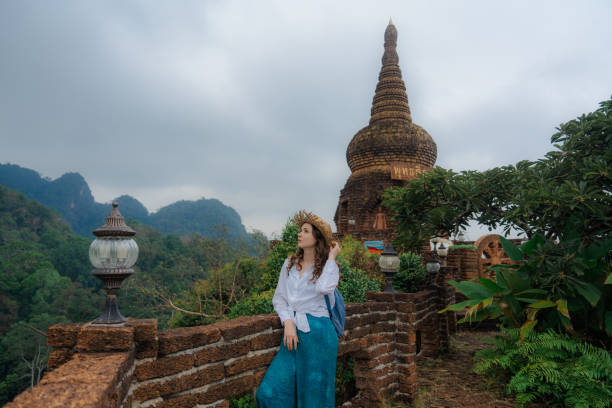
[{"left": 389, "top": 17, "right": 393, "bottom": 25}]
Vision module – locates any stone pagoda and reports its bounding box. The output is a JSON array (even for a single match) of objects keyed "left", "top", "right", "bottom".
[{"left": 334, "top": 20, "right": 437, "bottom": 243}]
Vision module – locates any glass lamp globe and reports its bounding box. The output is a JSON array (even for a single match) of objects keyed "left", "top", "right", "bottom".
[
  {"left": 437, "top": 243, "right": 448, "bottom": 258},
  {"left": 379, "top": 242, "right": 400, "bottom": 293},
  {"left": 379, "top": 248, "right": 400, "bottom": 272},
  {"left": 426, "top": 259, "right": 441, "bottom": 274},
  {"left": 89, "top": 236, "right": 138, "bottom": 270}
]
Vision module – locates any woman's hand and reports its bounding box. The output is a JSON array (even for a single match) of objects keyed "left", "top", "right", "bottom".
[
  {"left": 283, "top": 320, "right": 298, "bottom": 351},
  {"left": 328, "top": 241, "right": 341, "bottom": 260}
]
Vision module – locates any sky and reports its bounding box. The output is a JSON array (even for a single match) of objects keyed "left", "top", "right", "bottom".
[{"left": 1, "top": 1, "right": 611, "bottom": 239}]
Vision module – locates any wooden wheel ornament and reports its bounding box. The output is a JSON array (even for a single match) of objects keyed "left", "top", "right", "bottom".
[{"left": 474, "top": 234, "right": 514, "bottom": 278}]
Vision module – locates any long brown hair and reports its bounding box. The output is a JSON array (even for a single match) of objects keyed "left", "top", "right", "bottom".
[{"left": 287, "top": 224, "right": 330, "bottom": 282}]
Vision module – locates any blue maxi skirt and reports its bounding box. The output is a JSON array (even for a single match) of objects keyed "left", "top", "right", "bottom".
[{"left": 256, "top": 314, "right": 338, "bottom": 408}]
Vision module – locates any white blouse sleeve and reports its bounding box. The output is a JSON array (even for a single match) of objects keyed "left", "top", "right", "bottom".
[
  {"left": 315, "top": 259, "right": 340, "bottom": 295},
  {"left": 272, "top": 258, "right": 292, "bottom": 326}
]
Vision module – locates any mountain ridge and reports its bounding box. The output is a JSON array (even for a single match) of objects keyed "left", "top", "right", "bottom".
[{"left": 0, "top": 163, "right": 249, "bottom": 239}]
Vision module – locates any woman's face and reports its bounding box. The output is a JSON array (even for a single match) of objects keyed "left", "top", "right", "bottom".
[{"left": 297, "top": 223, "right": 317, "bottom": 249}]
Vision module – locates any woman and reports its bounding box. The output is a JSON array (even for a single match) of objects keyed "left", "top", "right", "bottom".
[{"left": 256, "top": 210, "right": 341, "bottom": 408}]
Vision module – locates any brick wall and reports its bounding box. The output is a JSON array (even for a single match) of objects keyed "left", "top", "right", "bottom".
[
  {"left": 446, "top": 245, "right": 480, "bottom": 281},
  {"left": 7, "top": 288, "right": 455, "bottom": 408}
]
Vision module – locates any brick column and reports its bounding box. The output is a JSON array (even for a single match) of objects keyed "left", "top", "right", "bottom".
[
  {"left": 351, "top": 293, "right": 397, "bottom": 406},
  {"left": 437, "top": 266, "right": 457, "bottom": 338},
  {"left": 346, "top": 293, "right": 420, "bottom": 406},
  {"left": 435, "top": 284, "right": 456, "bottom": 351},
  {"left": 394, "top": 293, "right": 419, "bottom": 402}
]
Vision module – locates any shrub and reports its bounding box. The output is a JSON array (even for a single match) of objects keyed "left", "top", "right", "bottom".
[
  {"left": 255, "top": 221, "right": 298, "bottom": 292},
  {"left": 441, "top": 232, "right": 612, "bottom": 344},
  {"left": 229, "top": 393, "right": 255, "bottom": 408},
  {"left": 338, "top": 235, "right": 381, "bottom": 279},
  {"left": 228, "top": 289, "right": 274, "bottom": 318},
  {"left": 393, "top": 252, "right": 428, "bottom": 293},
  {"left": 474, "top": 328, "right": 612, "bottom": 407},
  {"left": 336, "top": 256, "right": 382, "bottom": 303},
  {"left": 448, "top": 244, "right": 477, "bottom": 251}
]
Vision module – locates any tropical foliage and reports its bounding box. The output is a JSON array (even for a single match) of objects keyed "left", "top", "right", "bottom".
[
  {"left": 385, "top": 97, "right": 612, "bottom": 406},
  {"left": 443, "top": 231, "right": 611, "bottom": 345},
  {"left": 474, "top": 328, "right": 612, "bottom": 407}
]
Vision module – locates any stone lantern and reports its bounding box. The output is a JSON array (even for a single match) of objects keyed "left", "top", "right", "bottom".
[{"left": 89, "top": 202, "right": 138, "bottom": 324}]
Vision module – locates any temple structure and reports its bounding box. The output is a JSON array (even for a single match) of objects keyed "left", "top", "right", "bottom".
[{"left": 334, "top": 20, "right": 437, "bottom": 243}]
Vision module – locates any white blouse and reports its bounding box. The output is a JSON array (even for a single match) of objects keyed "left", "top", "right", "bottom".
[{"left": 272, "top": 258, "right": 340, "bottom": 333}]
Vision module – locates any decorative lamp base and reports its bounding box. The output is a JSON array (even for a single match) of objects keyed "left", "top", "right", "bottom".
[
  {"left": 91, "top": 268, "right": 133, "bottom": 325},
  {"left": 383, "top": 271, "right": 396, "bottom": 293},
  {"left": 92, "top": 294, "right": 126, "bottom": 325}
]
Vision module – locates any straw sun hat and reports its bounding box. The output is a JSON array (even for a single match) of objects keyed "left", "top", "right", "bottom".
[{"left": 293, "top": 210, "right": 334, "bottom": 248}]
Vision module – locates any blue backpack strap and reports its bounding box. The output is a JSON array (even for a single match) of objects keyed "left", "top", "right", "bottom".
[
  {"left": 324, "top": 289, "right": 345, "bottom": 338},
  {"left": 333, "top": 289, "right": 346, "bottom": 336}
]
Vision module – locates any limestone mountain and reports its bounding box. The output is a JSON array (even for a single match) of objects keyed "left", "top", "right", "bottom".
[
  {"left": 148, "top": 199, "right": 246, "bottom": 239},
  {"left": 0, "top": 163, "right": 249, "bottom": 239}
]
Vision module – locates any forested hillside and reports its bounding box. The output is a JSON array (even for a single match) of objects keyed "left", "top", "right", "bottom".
[
  {"left": 0, "top": 182, "right": 393, "bottom": 407},
  {"left": 0, "top": 185, "right": 104, "bottom": 402},
  {"left": 0, "top": 185, "right": 268, "bottom": 404},
  {"left": 0, "top": 163, "right": 251, "bottom": 240}
]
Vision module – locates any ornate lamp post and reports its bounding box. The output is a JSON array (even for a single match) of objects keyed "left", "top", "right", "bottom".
[
  {"left": 89, "top": 202, "right": 139, "bottom": 325},
  {"left": 379, "top": 242, "right": 400, "bottom": 293}
]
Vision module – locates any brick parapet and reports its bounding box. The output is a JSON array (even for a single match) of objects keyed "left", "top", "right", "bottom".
[
  {"left": 8, "top": 288, "right": 456, "bottom": 407},
  {"left": 6, "top": 350, "right": 135, "bottom": 408}
]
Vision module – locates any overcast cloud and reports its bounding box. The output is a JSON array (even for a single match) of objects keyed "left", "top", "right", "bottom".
[{"left": 1, "top": 1, "right": 611, "bottom": 239}]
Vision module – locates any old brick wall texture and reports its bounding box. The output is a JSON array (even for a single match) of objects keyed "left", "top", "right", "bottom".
[
  {"left": 446, "top": 245, "right": 480, "bottom": 282},
  {"left": 6, "top": 289, "right": 455, "bottom": 408}
]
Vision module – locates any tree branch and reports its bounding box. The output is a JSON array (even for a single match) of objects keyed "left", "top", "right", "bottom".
[
  {"left": 166, "top": 298, "right": 219, "bottom": 318},
  {"left": 27, "top": 325, "right": 47, "bottom": 338}
]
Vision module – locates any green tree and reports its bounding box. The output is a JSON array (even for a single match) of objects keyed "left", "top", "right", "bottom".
[
  {"left": 384, "top": 99, "right": 612, "bottom": 251},
  {"left": 0, "top": 314, "right": 67, "bottom": 404},
  {"left": 395, "top": 98, "right": 612, "bottom": 405},
  {"left": 254, "top": 220, "right": 299, "bottom": 292},
  {"left": 386, "top": 98, "right": 612, "bottom": 343}
]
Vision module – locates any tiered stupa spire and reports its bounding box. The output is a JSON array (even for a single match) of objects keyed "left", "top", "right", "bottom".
[
  {"left": 369, "top": 20, "right": 412, "bottom": 124},
  {"left": 334, "top": 21, "right": 437, "bottom": 243}
]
